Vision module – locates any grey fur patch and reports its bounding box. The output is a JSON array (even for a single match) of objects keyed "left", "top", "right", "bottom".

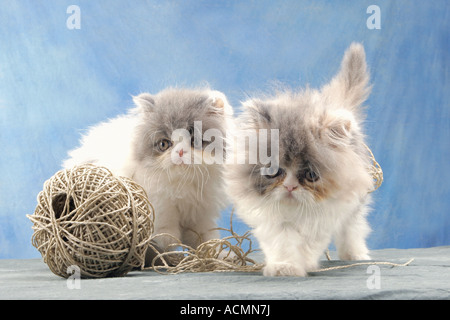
[{"left": 132, "top": 88, "right": 228, "bottom": 162}]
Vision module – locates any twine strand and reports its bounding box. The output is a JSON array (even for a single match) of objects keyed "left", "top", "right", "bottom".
[
  {"left": 314, "top": 258, "right": 415, "bottom": 273},
  {"left": 365, "top": 143, "right": 383, "bottom": 193}
]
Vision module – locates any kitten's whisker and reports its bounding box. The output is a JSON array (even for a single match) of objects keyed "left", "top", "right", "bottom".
[
  {"left": 197, "top": 165, "right": 205, "bottom": 200},
  {"left": 195, "top": 165, "right": 205, "bottom": 201}
]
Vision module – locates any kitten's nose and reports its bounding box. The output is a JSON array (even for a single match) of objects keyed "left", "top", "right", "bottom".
[
  {"left": 178, "top": 149, "right": 184, "bottom": 157},
  {"left": 284, "top": 185, "right": 298, "bottom": 192},
  {"left": 283, "top": 171, "right": 299, "bottom": 192}
]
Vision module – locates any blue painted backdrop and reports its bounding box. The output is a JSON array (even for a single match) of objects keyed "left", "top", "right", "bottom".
[{"left": 0, "top": 1, "right": 448, "bottom": 259}]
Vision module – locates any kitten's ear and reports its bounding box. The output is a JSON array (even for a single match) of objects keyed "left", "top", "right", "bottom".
[
  {"left": 208, "top": 90, "right": 234, "bottom": 116},
  {"left": 322, "top": 43, "right": 371, "bottom": 111},
  {"left": 132, "top": 93, "right": 155, "bottom": 112},
  {"left": 319, "top": 109, "right": 355, "bottom": 148}
]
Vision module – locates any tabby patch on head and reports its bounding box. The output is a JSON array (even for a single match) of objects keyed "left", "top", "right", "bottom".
[
  {"left": 229, "top": 42, "right": 374, "bottom": 206},
  {"left": 242, "top": 97, "right": 343, "bottom": 202}
]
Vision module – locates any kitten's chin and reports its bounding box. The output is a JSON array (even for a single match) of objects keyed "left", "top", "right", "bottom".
[
  {"left": 273, "top": 189, "right": 314, "bottom": 205},
  {"left": 169, "top": 162, "right": 209, "bottom": 174},
  {"left": 284, "top": 196, "right": 304, "bottom": 206},
  {"left": 174, "top": 162, "right": 189, "bottom": 168},
  {"left": 282, "top": 192, "right": 298, "bottom": 203},
  {"left": 169, "top": 163, "right": 192, "bottom": 173},
  {"left": 170, "top": 157, "right": 190, "bottom": 166}
]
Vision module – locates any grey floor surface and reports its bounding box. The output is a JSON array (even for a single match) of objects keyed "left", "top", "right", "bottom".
[{"left": 0, "top": 246, "right": 449, "bottom": 300}]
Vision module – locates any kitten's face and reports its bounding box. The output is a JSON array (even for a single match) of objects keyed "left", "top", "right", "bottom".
[
  {"left": 133, "top": 88, "right": 231, "bottom": 174},
  {"left": 230, "top": 43, "right": 374, "bottom": 205},
  {"left": 239, "top": 95, "right": 350, "bottom": 204}
]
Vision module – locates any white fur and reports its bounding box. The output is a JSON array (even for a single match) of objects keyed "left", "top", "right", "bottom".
[{"left": 63, "top": 114, "right": 138, "bottom": 177}]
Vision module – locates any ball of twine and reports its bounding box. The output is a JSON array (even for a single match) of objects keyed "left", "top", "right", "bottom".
[{"left": 27, "top": 164, "right": 155, "bottom": 279}]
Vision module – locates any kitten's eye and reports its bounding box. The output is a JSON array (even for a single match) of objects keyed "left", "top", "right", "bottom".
[
  {"left": 157, "top": 139, "right": 172, "bottom": 152},
  {"left": 191, "top": 135, "right": 202, "bottom": 148},
  {"left": 264, "top": 168, "right": 285, "bottom": 179},
  {"left": 304, "top": 169, "right": 319, "bottom": 182},
  {"left": 189, "top": 126, "right": 205, "bottom": 148}
]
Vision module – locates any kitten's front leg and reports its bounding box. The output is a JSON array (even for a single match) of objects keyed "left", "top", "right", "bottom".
[
  {"left": 334, "top": 203, "right": 371, "bottom": 261},
  {"left": 254, "top": 225, "right": 311, "bottom": 277},
  {"left": 153, "top": 216, "right": 183, "bottom": 252},
  {"left": 144, "top": 202, "right": 183, "bottom": 267},
  {"left": 182, "top": 223, "right": 220, "bottom": 249},
  {"left": 181, "top": 202, "right": 221, "bottom": 249}
]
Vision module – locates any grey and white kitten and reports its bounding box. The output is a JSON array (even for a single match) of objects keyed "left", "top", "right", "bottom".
[
  {"left": 226, "top": 43, "right": 374, "bottom": 276},
  {"left": 63, "top": 88, "right": 234, "bottom": 265}
]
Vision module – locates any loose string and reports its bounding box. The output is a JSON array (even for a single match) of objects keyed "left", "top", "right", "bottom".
[
  {"left": 365, "top": 143, "right": 383, "bottom": 193},
  {"left": 314, "top": 258, "right": 415, "bottom": 273},
  {"left": 144, "top": 210, "right": 413, "bottom": 275},
  {"left": 144, "top": 210, "right": 264, "bottom": 274}
]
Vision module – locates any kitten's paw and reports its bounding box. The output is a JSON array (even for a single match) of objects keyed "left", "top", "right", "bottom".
[
  {"left": 339, "top": 252, "right": 371, "bottom": 261},
  {"left": 263, "top": 263, "right": 307, "bottom": 277}
]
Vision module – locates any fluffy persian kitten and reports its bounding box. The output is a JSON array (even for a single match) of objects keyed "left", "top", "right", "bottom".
[
  {"left": 226, "top": 43, "right": 374, "bottom": 276},
  {"left": 63, "top": 88, "right": 234, "bottom": 264}
]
